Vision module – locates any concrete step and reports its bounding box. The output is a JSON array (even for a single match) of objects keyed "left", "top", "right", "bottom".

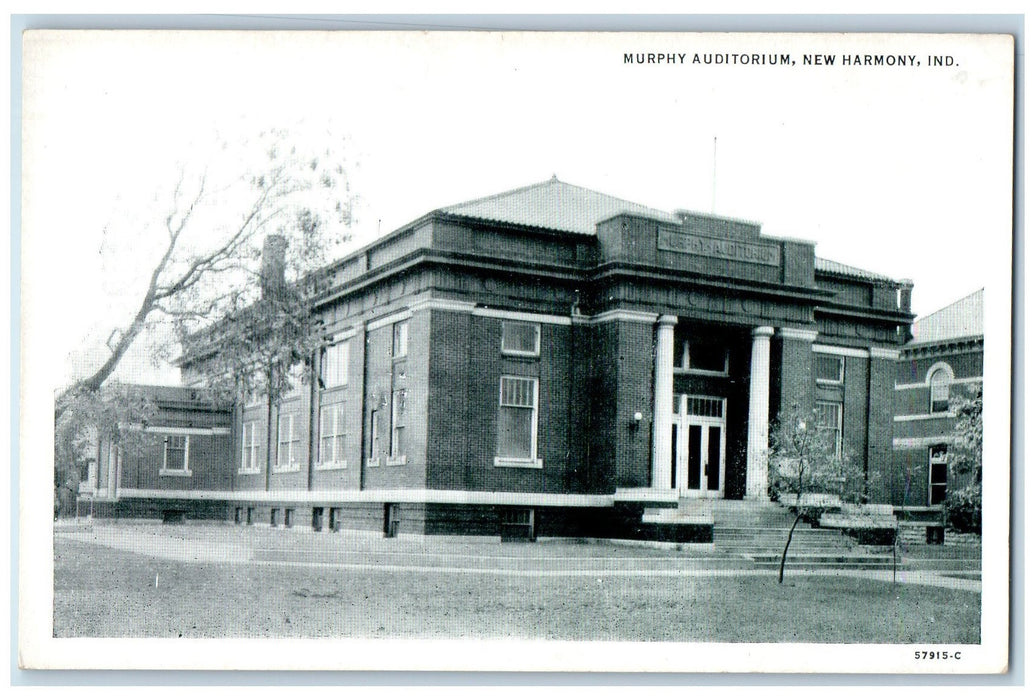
[
  {"left": 715, "top": 541, "right": 859, "bottom": 550},
  {"left": 713, "top": 525, "right": 858, "bottom": 556},
  {"left": 741, "top": 552, "right": 900, "bottom": 567},
  {"left": 713, "top": 526, "right": 852, "bottom": 541}
]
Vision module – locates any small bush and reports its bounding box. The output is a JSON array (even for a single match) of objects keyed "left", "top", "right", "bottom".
[{"left": 944, "top": 485, "right": 981, "bottom": 534}]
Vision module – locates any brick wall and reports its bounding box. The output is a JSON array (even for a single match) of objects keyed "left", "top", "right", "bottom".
[
  {"left": 587, "top": 321, "right": 619, "bottom": 490},
  {"left": 361, "top": 313, "right": 427, "bottom": 490},
  {"left": 426, "top": 308, "right": 472, "bottom": 489},
  {"left": 440, "top": 314, "right": 576, "bottom": 493},
  {"left": 866, "top": 355, "right": 896, "bottom": 500},
  {"left": 116, "top": 431, "right": 231, "bottom": 491},
  {"left": 898, "top": 348, "right": 983, "bottom": 385},
  {"left": 772, "top": 335, "right": 815, "bottom": 417},
  {"left": 613, "top": 320, "right": 655, "bottom": 489}
]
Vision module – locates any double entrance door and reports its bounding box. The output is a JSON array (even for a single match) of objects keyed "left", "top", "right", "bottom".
[{"left": 670, "top": 394, "right": 726, "bottom": 498}]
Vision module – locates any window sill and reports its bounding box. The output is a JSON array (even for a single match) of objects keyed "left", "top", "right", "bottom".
[
  {"left": 493, "top": 457, "right": 543, "bottom": 469},
  {"left": 386, "top": 455, "right": 407, "bottom": 466},
  {"left": 272, "top": 464, "right": 301, "bottom": 474},
  {"left": 674, "top": 368, "right": 729, "bottom": 377},
  {"left": 366, "top": 458, "right": 381, "bottom": 468},
  {"left": 238, "top": 468, "right": 262, "bottom": 476},
  {"left": 501, "top": 350, "right": 540, "bottom": 359},
  {"left": 314, "top": 461, "right": 347, "bottom": 471},
  {"left": 816, "top": 379, "right": 844, "bottom": 386},
  {"left": 159, "top": 469, "right": 193, "bottom": 477}
]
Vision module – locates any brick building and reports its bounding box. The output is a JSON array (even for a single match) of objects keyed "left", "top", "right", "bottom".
[
  {"left": 80, "top": 385, "right": 232, "bottom": 520},
  {"left": 83, "top": 178, "right": 915, "bottom": 539},
  {"left": 892, "top": 289, "right": 984, "bottom": 508}
]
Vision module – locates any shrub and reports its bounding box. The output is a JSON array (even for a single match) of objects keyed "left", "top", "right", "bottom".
[{"left": 944, "top": 485, "right": 982, "bottom": 534}]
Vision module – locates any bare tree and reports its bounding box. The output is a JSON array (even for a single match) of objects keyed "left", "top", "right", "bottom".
[
  {"left": 53, "top": 130, "right": 355, "bottom": 497},
  {"left": 768, "top": 404, "right": 864, "bottom": 583},
  {"left": 56, "top": 128, "right": 355, "bottom": 412}
]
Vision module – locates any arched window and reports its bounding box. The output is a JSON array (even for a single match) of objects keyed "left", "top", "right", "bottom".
[{"left": 928, "top": 365, "right": 952, "bottom": 413}]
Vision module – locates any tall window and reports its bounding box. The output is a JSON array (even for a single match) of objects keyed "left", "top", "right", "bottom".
[
  {"left": 501, "top": 321, "right": 541, "bottom": 357},
  {"left": 930, "top": 367, "right": 951, "bottom": 413},
  {"left": 815, "top": 354, "right": 845, "bottom": 384},
  {"left": 392, "top": 320, "right": 408, "bottom": 358},
  {"left": 383, "top": 320, "right": 408, "bottom": 465},
  {"left": 929, "top": 444, "right": 949, "bottom": 505},
  {"left": 276, "top": 413, "right": 299, "bottom": 469},
  {"left": 496, "top": 376, "right": 540, "bottom": 465},
  {"left": 320, "top": 341, "right": 349, "bottom": 388},
  {"left": 162, "top": 435, "right": 190, "bottom": 474},
  {"left": 367, "top": 408, "right": 381, "bottom": 465},
  {"left": 240, "top": 421, "right": 259, "bottom": 474},
  {"left": 389, "top": 389, "right": 407, "bottom": 463},
  {"left": 279, "top": 361, "right": 306, "bottom": 397},
  {"left": 318, "top": 403, "right": 347, "bottom": 467},
  {"left": 815, "top": 401, "right": 843, "bottom": 457}
]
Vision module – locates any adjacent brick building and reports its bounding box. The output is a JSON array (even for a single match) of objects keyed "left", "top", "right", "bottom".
[
  {"left": 892, "top": 289, "right": 984, "bottom": 508},
  {"left": 81, "top": 178, "right": 916, "bottom": 539}
]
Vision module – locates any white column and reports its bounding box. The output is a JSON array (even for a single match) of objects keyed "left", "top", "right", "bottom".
[
  {"left": 745, "top": 326, "right": 774, "bottom": 500},
  {"left": 652, "top": 315, "right": 678, "bottom": 489}
]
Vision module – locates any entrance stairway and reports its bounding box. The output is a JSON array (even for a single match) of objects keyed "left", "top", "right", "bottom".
[{"left": 645, "top": 499, "right": 899, "bottom": 568}]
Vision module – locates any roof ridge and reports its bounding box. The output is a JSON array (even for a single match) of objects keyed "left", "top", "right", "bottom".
[
  {"left": 437, "top": 177, "right": 563, "bottom": 212},
  {"left": 915, "top": 288, "right": 984, "bottom": 323},
  {"left": 553, "top": 179, "right": 675, "bottom": 216},
  {"left": 440, "top": 177, "right": 676, "bottom": 220},
  {"left": 815, "top": 256, "right": 896, "bottom": 282}
]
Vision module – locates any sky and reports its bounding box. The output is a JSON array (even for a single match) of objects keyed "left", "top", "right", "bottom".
[{"left": 21, "top": 31, "right": 1014, "bottom": 388}]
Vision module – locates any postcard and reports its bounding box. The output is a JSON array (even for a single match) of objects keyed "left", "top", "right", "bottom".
[{"left": 19, "top": 29, "right": 1013, "bottom": 674}]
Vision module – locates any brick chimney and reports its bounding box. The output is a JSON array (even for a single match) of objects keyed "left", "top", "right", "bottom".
[{"left": 260, "top": 234, "right": 288, "bottom": 301}]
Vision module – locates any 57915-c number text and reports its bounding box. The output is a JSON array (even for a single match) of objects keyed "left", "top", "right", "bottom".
[{"left": 915, "top": 651, "right": 963, "bottom": 660}]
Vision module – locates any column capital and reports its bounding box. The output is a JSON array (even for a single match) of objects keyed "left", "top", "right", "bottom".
[
  {"left": 751, "top": 325, "right": 775, "bottom": 338},
  {"left": 658, "top": 314, "right": 678, "bottom": 327},
  {"left": 778, "top": 327, "right": 818, "bottom": 342}
]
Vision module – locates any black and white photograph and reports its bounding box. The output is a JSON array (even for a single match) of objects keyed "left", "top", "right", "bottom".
[{"left": 18, "top": 27, "right": 1014, "bottom": 673}]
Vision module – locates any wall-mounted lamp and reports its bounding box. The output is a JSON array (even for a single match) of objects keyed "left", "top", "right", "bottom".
[{"left": 630, "top": 411, "right": 643, "bottom": 429}]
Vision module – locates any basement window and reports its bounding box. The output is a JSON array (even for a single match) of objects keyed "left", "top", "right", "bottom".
[{"left": 500, "top": 507, "right": 536, "bottom": 542}]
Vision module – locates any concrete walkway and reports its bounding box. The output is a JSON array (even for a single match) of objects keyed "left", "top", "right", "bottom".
[{"left": 54, "top": 521, "right": 982, "bottom": 592}]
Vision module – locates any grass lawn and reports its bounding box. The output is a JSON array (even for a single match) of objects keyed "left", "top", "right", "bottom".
[{"left": 54, "top": 537, "right": 979, "bottom": 643}]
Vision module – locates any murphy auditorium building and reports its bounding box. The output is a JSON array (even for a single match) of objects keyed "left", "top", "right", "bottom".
[{"left": 85, "top": 178, "right": 916, "bottom": 539}]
